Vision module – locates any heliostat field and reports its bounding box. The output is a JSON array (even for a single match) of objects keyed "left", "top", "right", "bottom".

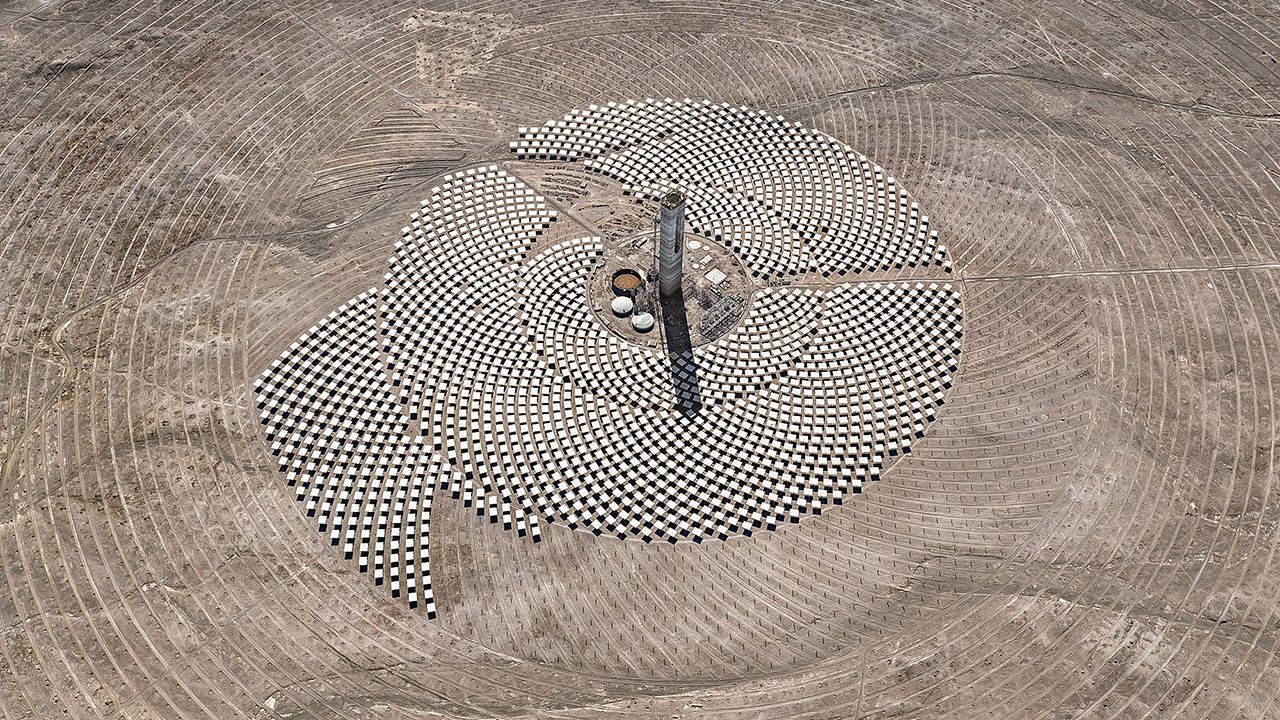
[{"left": 2, "top": 3, "right": 1279, "bottom": 719}]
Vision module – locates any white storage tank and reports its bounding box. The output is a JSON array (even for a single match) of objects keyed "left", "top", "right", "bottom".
[
  {"left": 631, "top": 312, "right": 655, "bottom": 332},
  {"left": 610, "top": 296, "right": 634, "bottom": 316}
]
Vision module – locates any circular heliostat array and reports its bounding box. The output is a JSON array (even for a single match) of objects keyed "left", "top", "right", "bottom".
[
  {"left": 3, "top": 3, "right": 1280, "bottom": 719},
  {"left": 254, "top": 102, "right": 963, "bottom": 615}
]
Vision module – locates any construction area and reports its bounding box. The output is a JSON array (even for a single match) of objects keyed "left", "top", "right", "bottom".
[{"left": 1, "top": 2, "right": 1279, "bottom": 719}]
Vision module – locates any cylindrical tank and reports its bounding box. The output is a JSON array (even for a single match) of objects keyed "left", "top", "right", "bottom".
[
  {"left": 657, "top": 191, "right": 686, "bottom": 297},
  {"left": 631, "top": 312, "right": 655, "bottom": 333},
  {"left": 610, "top": 296, "right": 634, "bottom": 316},
  {"left": 610, "top": 268, "right": 643, "bottom": 297}
]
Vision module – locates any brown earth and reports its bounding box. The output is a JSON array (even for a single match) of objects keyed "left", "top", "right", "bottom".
[{"left": 1, "top": 1, "right": 1279, "bottom": 718}]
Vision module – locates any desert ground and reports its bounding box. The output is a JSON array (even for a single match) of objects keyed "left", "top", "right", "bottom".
[{"left": 2, "top": 1, "right": 1280, "bottom": 718}]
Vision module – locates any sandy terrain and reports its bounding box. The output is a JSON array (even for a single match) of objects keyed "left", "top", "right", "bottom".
[{"left": 2, "top": 1, "right": 1279, "bottom": 718}]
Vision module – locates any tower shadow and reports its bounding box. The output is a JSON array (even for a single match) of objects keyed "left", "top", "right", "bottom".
[{"left": 659, "top": 290, "right": 702, "bottom": 417}]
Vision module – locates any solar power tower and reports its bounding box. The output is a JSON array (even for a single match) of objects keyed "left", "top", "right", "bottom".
[{"left": 657, "top": 190, "right": 687, "bottom": 297}]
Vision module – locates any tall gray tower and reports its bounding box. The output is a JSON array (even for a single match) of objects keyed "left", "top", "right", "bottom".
[{"left": 657, "top": 191, "right": 686, "bottom": 297}]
